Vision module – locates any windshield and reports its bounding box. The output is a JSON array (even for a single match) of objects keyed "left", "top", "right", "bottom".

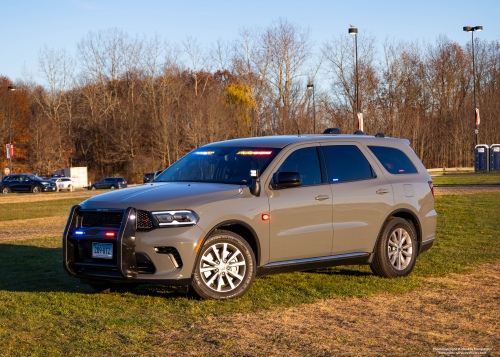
[
  {"left": 155, "top": 147, "right": 280, "bottom": 185},
  {"left": 28, "top": 174, "right": 44, "bottom": 181}
]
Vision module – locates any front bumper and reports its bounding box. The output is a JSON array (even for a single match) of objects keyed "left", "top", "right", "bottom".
[
  {"left": 43, "top": 185, "right": 57, "bottom": 192},
  {"left": 63, "top": 205, "right": 194, "bottom": 286}
]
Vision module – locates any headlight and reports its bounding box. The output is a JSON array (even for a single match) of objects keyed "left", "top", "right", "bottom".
[
  {"left": 151, "top": 210, "right": 199, "bottom": 227},
  {"left": 41, "top": 182, "right": 50, "bottom": 185}
]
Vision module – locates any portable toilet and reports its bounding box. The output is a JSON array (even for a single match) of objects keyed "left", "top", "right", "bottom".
[
  {"left": 490, "top": 144, "right": 500, "bottom": 172},
  {"left": 475, "top": 145, "right": 489, "bottom": 172}
]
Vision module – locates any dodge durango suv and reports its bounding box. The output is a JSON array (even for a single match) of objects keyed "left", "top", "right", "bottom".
[{"left": 63, "top": 131, "right": 437, "bottom": 300}]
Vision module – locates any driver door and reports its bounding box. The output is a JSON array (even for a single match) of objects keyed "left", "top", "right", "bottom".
[
  {"left": 268, "top": 145, "right": 333, "bottom": 262},
  {"left": 18, "top": 175, "right": 31, "bottom": 191}
]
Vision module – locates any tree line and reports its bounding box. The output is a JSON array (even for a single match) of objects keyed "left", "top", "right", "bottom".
[{"left": 1, "top": 19, "right": 499, "bottom": 183}]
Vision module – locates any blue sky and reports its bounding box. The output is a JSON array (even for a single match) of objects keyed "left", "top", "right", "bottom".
[{"left": 1, "top": 0, "right": 498, "bottom": 82}]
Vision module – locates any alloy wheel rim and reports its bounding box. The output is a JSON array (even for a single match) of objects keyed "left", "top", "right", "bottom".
[
  {"left": 387, "top": 228, "right": 413, "bottom": 271},
  {"left": 2, "top": 187, "right": 9, "bottom": 194},
  {"left": 33, "top": 186, "right": 40, "bottom": 193},
  {"left": 200, "top": 242, "right": 246, "bottom": 293}
]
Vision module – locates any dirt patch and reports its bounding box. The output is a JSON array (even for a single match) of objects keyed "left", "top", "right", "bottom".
[
  {"left": 0, "top": 215, "right": 66, "bottom": 242},
  {"left": 155, "top": 263, "right": 500, "bottom": 356},
  {"left": 435, "top": 185, "right": 500, "bottom": 195}
]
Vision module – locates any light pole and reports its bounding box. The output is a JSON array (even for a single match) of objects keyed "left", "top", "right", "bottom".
[
  {"left": 463, "top": 26, "right": 483, "bottom": 146},
  {"left": 7, "top": 85, "right": 16, "bottom": 174},
  {"left": 307, "top": 84, "right": 316, "bottom": 133},
  {"left": 349, "top": 26, "right": 360, "bottom": 131}
]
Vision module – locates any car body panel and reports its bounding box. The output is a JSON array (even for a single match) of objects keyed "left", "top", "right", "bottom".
[{"left": 63, "top": 134, "right": 437, "bottom": 286}]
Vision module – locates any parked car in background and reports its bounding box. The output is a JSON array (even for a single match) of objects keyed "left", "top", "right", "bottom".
[
  {"left": 143, "top": 173, "right": 155, "bottom": 183},
  {"left": 91, "top": 177, "right": 127, "bottom": 190},
  {"left": 1, "top": 174, "right": 57, "bottom": 193},
  {"left": 51, "top": 177, "right": 74, "bottom": 191}
]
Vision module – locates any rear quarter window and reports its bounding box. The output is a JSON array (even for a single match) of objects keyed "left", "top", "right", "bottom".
[{"left": 368, "top": 146, "right": 418, "bottom": 174}]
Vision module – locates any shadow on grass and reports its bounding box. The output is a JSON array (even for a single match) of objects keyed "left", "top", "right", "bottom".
[
  {"left": 305, "top": 267, "right": 373, "bottom": 277},
  {"left": 0, "top": 243, "right": 191, "bottom": 299}
]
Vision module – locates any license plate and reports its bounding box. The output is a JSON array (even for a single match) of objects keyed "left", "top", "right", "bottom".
[{"left": 92, "top": 243, "right": 113, "bottom": 259}]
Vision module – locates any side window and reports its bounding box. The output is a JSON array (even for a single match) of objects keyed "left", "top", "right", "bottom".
[
  {"left": 368, "top": 146, "right": 418, "bottom": 174},
  {"left": 275, "top": 147, "right": 323, "bottom": 186},
  {"left": 322, "top": 145, "right": 374, "bottom": 183}
]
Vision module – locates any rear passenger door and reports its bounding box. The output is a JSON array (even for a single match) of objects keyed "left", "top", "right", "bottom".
[
  {"left": 320, "top": 143, "right": 394, "bottom": 255},
  {"left": 268, "top": 145, "right": 333, "bottom": 262}
]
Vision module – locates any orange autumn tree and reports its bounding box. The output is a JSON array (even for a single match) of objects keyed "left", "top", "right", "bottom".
[
  {"left": 0, "top": 76, "right": 31, "bottom": 173},
  {"left": 225, "top": 83, "right": 256, "bottom": 137}
]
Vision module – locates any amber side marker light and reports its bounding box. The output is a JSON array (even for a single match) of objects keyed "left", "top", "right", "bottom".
[{"left": 262, "top": 214, "right": 270, "bottom": 221}]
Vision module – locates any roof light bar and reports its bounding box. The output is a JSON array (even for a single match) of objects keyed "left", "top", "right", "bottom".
[
  {"left": 194, "top": 151, "right": 215, "bottom": 155},
  {"left": 237, "top": 151, "right": 272, "bottom": 155}
]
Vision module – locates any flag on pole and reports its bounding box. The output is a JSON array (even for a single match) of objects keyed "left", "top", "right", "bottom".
[
  {"left": 6, "top": 144, "right": 10, "bottom": 159},
  {"left": 475, "top": 108, "right": 480, "bottom": 125},
  {"left": 357, "top": 113, "right": 364, "bottom": 131}
]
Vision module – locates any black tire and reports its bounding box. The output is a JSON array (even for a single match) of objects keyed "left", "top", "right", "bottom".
[
  {"left": 191, "top": 230, "right": 256, "bottom": 300},
  {"left": 370, "top": 217, "right": 418, "bottom": 278},
  {"left": 31, "top": 185, "right": 42, "bottom": 193},
  {"left": 2, "top": 186, "right": 11, "bottom": 194},
  {"left": 87, "top": 281, "right": 139, "bottom": 293}
]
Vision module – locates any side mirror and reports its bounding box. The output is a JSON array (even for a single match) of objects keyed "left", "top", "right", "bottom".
[
  {"left": 250, "top": 170, "right": 260, "bottom": 197},
  {"left": 272, "top": 172, "right": 302, "bottom": 189}
]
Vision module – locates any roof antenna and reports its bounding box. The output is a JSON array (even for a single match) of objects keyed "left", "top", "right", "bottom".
[{"left": 298, "top": 129, "right": 301, "bottom": 137}]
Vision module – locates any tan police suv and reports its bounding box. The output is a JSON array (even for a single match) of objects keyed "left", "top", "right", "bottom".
[{"left": 63, "top": 130, "right": 437, "bottom": 300}]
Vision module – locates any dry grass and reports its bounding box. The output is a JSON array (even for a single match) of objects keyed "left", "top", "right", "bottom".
[
  {"left": 154, "top": 263, "right": 500, "bottom": 356},
  {"left": 0, "top": 191, "right": 98, "bottom": 204},
  {"left": 434, "top": 186, "right": 500, "bottom": 195},
  {"left": 0, "top": 215, "right": 66, "bottom": 242}
]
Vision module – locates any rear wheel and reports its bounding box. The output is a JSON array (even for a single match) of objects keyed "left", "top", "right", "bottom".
[
  {"left": 192, "top": 230, "right": 256, "bottom": 300},
  {"left": 91, "top": 185, "right": 97, "bottom": 190},
  {"left": 2, "top": 186, "right": 11, "bottom": 194},
  {"left": 110, "top": 185, "right": 117, "bottom": 190},
  {"left": 370, "top": 217, "right": 417, "bottom": 278},
  {"left": 32, "top": 185, "right": 42, "bottom": 193}
]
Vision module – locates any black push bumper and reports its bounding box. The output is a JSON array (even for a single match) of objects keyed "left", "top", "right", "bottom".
[{"left": 62, "top": 205, "right": 192, "bottom": 286}]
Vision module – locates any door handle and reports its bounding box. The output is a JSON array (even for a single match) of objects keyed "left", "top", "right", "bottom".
[
  {"left": 376, "top": 189, "right": 390, "bottom": 195},
  {"left": 315, "top": 195, "right": 330, "bottom": 201}
]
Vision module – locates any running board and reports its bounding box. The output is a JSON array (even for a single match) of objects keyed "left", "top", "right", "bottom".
[{"left": 257, "top": 252, "right": 371, "bottom": 277}]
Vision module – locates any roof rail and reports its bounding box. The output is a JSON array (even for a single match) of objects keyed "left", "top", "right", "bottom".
[
  {"left": 353, "top": 130, "right": 364, "bottom": 135},
  {"left": 323, "top": 128, "right": 341, "bottom": 134},
  {"left": 375, "top": 133, "right": 385, "bottom": 137}
]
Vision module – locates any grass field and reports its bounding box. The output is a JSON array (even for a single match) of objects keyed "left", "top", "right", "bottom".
[
  {"left": 0, "top": 193, "right": 499, "bottom": 355},
  {"left": 432, "top": 174, "right": 500, "bottom": 186},
  {"left": 0, "top": 198, "right": 87, "bottom": 222}
]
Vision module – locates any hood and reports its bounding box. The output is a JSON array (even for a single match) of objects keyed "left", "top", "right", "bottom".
[{"left": 79, "top": 182, "right": 242, "bottom": 211}]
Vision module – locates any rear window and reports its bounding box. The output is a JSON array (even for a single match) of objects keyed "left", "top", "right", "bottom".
[
  {"left": 321, "top": 145, "right": 374, "bottom": 183},
  {"left": 368, "top": 146, "right": 418, "bottom": 174}
]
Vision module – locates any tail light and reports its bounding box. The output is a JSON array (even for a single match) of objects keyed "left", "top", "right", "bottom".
[{"left": 428, "top": 181, "right": 434, "bottom": 197}]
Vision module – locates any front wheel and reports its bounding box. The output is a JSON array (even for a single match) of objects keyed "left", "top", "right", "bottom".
[
  {"left": 191, "top": 230, "right": 256, "bottom": 300},
  {"left": 370, "top": 217, "right": 417, "bottom": 278},
  {"left": 32, "top": 185, "right": 42, "bottom": 193},
  {"left": 110, "top": 185, "right": 117, "bottom": 190},
  {"left": 2, "top": 186, "right": 11, "bottom": 194}
]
